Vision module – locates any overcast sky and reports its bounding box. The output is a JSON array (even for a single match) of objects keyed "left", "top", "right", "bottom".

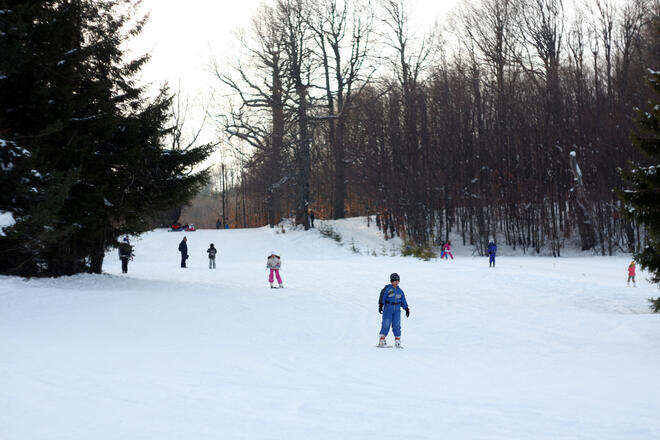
[{"left": 134, "top": 0, "right": 460, "bottom": 148}]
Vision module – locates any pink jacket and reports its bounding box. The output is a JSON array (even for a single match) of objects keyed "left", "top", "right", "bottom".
[
  {"left": 443, "top": 243, "right": 452, "bottom": 251},
  {"left": 628, "top": 264, "right": 636, "bottom": 276}
]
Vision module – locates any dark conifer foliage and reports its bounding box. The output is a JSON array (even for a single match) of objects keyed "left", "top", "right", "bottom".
[
  {"left": 0, "top": 1, "right": 211, "bottom": 277},
  {"left": 620, "top": 61, "right": 660, "bottom": 310}
]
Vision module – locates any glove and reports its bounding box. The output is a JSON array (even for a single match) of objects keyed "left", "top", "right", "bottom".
[
  {"left": 405, "top": 308, "right": 410, "bottom": 318},
  {"left": 378, "top": 304, "right": 383, "bottom": 314}
]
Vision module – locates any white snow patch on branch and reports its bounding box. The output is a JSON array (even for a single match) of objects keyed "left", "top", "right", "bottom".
[{"left": 0, "top": 211, "right": 15, "bottom": 236}]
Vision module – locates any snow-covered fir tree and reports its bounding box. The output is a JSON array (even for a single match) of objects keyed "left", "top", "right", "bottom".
[
  {"left": 620, "top": 63, "right": 660, "bottom": 312},
  {"left": 0, "top": 1, "right": 211, "bottom": 276}
]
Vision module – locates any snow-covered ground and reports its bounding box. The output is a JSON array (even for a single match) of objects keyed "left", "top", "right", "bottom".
[{"left": 1, "top": 218, "right": 659, "bottom": 439}]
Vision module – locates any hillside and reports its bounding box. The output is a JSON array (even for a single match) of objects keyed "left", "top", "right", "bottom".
[{"left": 1, "top": 218, "right": 659, "bottom": 439}]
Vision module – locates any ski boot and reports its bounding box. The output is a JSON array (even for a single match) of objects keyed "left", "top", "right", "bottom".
[
  {"left": 377, "top": 335, "right": 387, "bottom": 347},
  {"left": 278, "top": 283, "right": 284, "bottom": 288},
  {"left": 395, "top": 337, "right": 402, "bottom": 348},
  {"left": 270, "top": 282, "right": 275, "bottom": 289}
]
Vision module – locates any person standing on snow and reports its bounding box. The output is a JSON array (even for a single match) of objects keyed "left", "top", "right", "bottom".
[
  {"left": 628, "top": 261, "right": 636, "bottom": 287},
  {"left": 378, "top": 273, "right": 410, "bottom": 348},
  {"left": 442, "top": 241, "right": 454, "bottom": 260},
  {"left": 118, "top": 236, "right": 134, "bottom": 274},
  {"left": 487, "top": 239, "right": 497, "bottom": 267},
  {"left": 207, "top": 243, "right": 217, "bottom": 269},
  {"left": 267, "top": 251, "right": 283, "bottom": 288},
  {"left": 178, "top": 236, "right": 188, "bottom": 268}
]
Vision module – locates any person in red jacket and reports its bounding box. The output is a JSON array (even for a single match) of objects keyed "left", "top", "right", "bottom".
[
  {"left": 442, "top": 241, "right": 454, "bottom": 260},
  {"left": 628, "top": 261, "right": 636, "bottom": 287}
]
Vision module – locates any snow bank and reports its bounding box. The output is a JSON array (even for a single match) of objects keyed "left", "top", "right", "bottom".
[{"left": 315, "top": 217, "right": 403, "bottom": 256}]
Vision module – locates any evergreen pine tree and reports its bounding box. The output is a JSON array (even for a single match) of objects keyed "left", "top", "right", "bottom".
[
  {"left": 620, "top": 65, "right": 660, "bottom": 312},
  {"left": 1, "top": 1, "right": 84, "bottom": 275},
  {"left": 0, "top": 1, "right": 211, "bottom": 276}
]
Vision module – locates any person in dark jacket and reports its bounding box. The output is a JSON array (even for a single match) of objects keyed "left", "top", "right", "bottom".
[
  {"left": 207, "top": 243, "right": 217, "bottom": 269},
  {"left": 179, "top": 236, "right": 188, "bottom": 268},
  {"left": 118, "top": 236, "right": 134, "bottom": 273},
  {"left": 309, "top": 210, "right": 315, "bottom": 228},
  {"left": 487, "top": 239, "right": 497, "bottom": 267},
  {"left": 377, "top": 273, "right": 410, "bottom": 348}
]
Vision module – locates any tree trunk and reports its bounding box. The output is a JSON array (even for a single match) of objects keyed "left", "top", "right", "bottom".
[
  {"left": 295, "top": 84, "right": 311, "bottom": 230},
  {"left": 569, "top": 151, "right": 597, "bottom": 250}
]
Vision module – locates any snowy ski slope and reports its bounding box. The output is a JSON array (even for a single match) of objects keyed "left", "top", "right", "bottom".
[{"left": 1, "top": 218, "right": 659, "bottom": 439}]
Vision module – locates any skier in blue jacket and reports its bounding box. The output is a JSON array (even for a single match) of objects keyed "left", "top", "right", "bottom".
[
  {"left": 487, "top": 239, "right": 497, "bottom": 267},
  {"left": 378, "top": 273, "right": 409, "bottom": 348}
]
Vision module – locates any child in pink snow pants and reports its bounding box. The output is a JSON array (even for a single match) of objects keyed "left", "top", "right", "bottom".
[{"left": 267, "top": 251, "right": 283, "bottom": 288}]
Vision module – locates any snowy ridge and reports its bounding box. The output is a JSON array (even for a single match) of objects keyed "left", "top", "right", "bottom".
[
  {"left": 314, "top": 217, "right": 403, "bottom": 255},
  {"left": 1, "top": 219, "right": 659, "bottom": 439}
]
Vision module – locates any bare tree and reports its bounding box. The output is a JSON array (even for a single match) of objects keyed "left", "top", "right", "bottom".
[
  {"left": 308, "top": 0, "right": 375, "bottom": 219},
  {"left": 380, "top": 0, "right": 437, "bottom": 244},
  {"left": 207, "top": 0, "right": 654, "bottom": 259},
  {"left": 458, "top": 0, "right": 520, "bottom": 247},
  {"left": 162, "top": 86, "right": 213, "bottom": 226},
  {"left": 278, "top": 0, "right": 314, "bottom": 229},
  {"left": 213, "top": 4, "right": 292, "bottom": 226}
]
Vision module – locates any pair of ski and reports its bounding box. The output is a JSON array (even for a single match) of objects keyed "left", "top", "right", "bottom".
[{"left": 377, "top": 344, "right": 404, "bottom": 349}]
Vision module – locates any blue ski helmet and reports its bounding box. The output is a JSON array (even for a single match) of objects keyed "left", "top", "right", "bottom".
[{"left": 390, "top": 273, "right": 400, "bottom": 282}]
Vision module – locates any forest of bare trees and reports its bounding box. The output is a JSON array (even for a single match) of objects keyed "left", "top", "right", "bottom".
[{"left": 211, "top": 0, "right": 658, "bottom": 255}]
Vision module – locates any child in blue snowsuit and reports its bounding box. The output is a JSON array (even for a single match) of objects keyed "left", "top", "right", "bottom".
[
  {"left": 488, "top": 240, "right": 497, "bottom": 267},
  {"left": 378, "top": 273, "right": 410, "bottom": 348}
]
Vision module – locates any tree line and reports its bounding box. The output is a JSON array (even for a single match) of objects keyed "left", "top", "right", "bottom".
[
  {"left": 217, "top": 0, "right": 658, "bottom": 256},
  {"left": 0, "top": 0, "right": 211, "bottom": 277}
]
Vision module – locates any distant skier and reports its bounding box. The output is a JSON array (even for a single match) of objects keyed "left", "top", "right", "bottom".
[
  {"left": 488, "top": 239, "right": 497, "bottom": 267},
  {"left": 378, "top": 273, "right": 410, "bottom": 348},
  {"left": 178, "top": 236, "right": 188, "bottom": 268},
  {"left": 442, "top": 241, "right": 454, "bottom": 260},
  {"left": 628, "top": 261, "right": 636, "bottom": 287},
  {"left": 267, "top": 251, "right": 283, "bottom": 288},
  {"left": 207, "top": 243, "right": 217, "bottom": 269},
  {"left": 118, "top": 236, "right": 134, "bottom": 274},
  {"left": 309, "top": 209, "right": 315, "bottom": 228}
]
